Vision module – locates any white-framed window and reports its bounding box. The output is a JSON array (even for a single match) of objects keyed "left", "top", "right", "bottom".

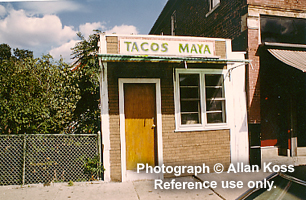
[
  {"left": 175, "top": 69, "right": 228, "bottom": 131},
  {"left": 209, "top": 0, "right": 220, "bottom": 10}
]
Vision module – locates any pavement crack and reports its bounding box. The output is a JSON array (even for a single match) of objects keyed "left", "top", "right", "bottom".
[
  {"left": 192, "top": 175, "right": 226, "bottom": 200},
  {"left": 132, "top": 182, "right": 141, "bottom": 200},
  {"left": 51, "top": 184, "right": 61, "bottom": 200}
]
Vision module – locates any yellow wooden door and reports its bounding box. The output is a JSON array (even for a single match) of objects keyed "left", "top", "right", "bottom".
[{"left": 124, "top": 83, "right": 156, "bottom": 170}]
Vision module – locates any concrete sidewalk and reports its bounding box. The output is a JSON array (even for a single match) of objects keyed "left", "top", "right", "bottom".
[
  {"left": 1, "top": 176, "right": 221, "bottom": 200},
  {"left": 1, "top": 172, "right": 272, "bottom": 200},
  {"left": 195, "top": 170, "right": 273, "bottom": 200}
]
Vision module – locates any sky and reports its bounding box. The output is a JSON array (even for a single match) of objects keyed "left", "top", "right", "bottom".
[{"left": 0, "top": 0, "right": 167, "bottom": 62}]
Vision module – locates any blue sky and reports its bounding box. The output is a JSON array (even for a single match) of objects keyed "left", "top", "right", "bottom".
[{"left": 0, "top": 0, "right": 167, "bottom": 62}]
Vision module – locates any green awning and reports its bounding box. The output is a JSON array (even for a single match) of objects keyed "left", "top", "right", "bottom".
[{"left": 98, "top": 54, "right": 249, "bottom": 64}]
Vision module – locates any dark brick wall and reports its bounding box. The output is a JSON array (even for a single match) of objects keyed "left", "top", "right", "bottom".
[{"left": 150, "top": 0, "right": 248, "bottom": 50}]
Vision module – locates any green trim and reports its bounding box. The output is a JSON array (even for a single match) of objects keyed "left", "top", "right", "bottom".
[{"left": 97, "top": 54, "right": 250, "bottom": 64}]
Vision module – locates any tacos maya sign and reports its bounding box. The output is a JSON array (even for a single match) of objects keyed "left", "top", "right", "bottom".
[{"left": 118, "top": 36, "right": 216, "bottom": 58}]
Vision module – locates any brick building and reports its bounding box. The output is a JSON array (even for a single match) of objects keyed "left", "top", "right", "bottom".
[
  {"left": 150, "top": 0, "right": 306, "bottom": 165},
  {"left": 98, "top": 34, "right": 248, "bottom": 181}
]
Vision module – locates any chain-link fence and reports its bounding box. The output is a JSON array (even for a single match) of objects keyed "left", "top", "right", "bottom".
[{"left": 0, "top": 134, "right": 101, "bottom": 186}]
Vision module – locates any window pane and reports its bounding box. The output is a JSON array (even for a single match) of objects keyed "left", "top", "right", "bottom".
[
  {"left": 206, "top": 100, "right": 225, "bottom": 111},
  {"left": 205, "top": 74, "right": 223, "bottom": 86},
  {"left": 205, "top": 74, "right": 226, "bottom": 124},
  {"left": 181, "top": 101, "right": 200, "bottom": 112},
  {"left": 261, "top": 15, "right": 306, "bottom": 45},
  {"left": 179, "top": 74, "right": 201, "bottom": 125},
  {"left": 180, "top": 88, "right": 199, "bottom": 99},
  {"left": 206, "top": 88, "right": 223, "bottom": 99},
  {"left": 207, "top": 112, "right": 225, "bottom": 123},
  {"left": 180, "top": 74, "right": 199, "bottom": 86},
  {"left": 211, "top": 0, "right": 220, "bottom": 9},
  {"left": 181, "top": 113, "right": 200, "bottom": 124}
]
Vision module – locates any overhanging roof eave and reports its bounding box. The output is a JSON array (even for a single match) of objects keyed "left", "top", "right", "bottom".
[{"left": 262, "top": 42, "right": 306, "bottom": 49}]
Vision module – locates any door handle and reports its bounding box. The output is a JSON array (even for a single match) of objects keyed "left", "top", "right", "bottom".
[{"left": 152, "top": 117, "right": 156, "bottom": 129}]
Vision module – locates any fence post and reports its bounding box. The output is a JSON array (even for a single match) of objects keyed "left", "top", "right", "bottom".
[
  {"left": 97, "top": 131, "right": 102, "bottom": 180},
  {"left": 22, "top": 134, "right": 26, "bottom": 185}
]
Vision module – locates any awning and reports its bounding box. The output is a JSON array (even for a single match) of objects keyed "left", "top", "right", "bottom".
[
  {"left": 268, "top": 49, "right": 306, "bottom": 72},
  {"left": 98, "top": 54, "right": 250, "bottom": 64}
]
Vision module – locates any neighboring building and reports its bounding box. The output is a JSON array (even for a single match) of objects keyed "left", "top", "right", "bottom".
[
  {"left": 98, "top": 34, "right": 248, "bottom": 181},
  {"left": 150, "top": 0, "right": 306, "bottom": 166}
]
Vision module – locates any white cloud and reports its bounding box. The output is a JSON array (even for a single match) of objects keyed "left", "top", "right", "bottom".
[
  {"left": 49, "top": 24, "right": 139, "bottom": 62},
  {"left": 0, "top": 5, "right": 6, "bottom": 18},
  {"left": 0, "top": 7, "right": 139, "bottom": 62},
  {"left": 19, "top": 1, "right": 81, "bottom": 15},
  {"left": 0, "top": 8, "right": 76, "bottom": 52},
  {"left": 79, "top": 22, "right": 106, "bottom": 38},
  {"left": 49, "top": 39, "right": 79, "bottom": 62},
  {"left": 105, "top": 24, "right": 138, "bottom": 35}
]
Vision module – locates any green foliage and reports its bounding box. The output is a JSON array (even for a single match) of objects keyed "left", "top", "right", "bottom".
[
  {"left": 68, "top": 180, "right": 74, "bottom": 186},
  {"left": 13, "top": 48, "right": 33, "bottom": 60},
  {"left": 70, "top": 30, "right": 101, "bottom": 134},
  {"left": 0, "top": 50, "right": 80, "bottom": 134},
  {"left": 0, "top": 45, "right": 33, "bottom": 62},
  {"left": 79, "top": 154, "right": 104, "bottom": 181},
  {"left": 0, "top": 29, "right": 102, "bottom": 135},
  {"left": 0, "top": 44, "right": 11, "bottom": 61}
]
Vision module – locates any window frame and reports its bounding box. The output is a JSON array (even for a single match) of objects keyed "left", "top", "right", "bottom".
[
  {"left": 174, "top": 68, "right": 229, "bottom": 131},
  {"left": 206, "top": 0, "right": 220, "bottom": 17},
  {"left": 210, "top": 0, "right": 220, "bottom": 10}
]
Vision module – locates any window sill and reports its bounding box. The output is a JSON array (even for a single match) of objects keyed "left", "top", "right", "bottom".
[
  {"left": 175, "top": 124, "right": 229, "bottom": 132},
  {"left": 205, "top": 3, "right": 220, "bottom": 18}
]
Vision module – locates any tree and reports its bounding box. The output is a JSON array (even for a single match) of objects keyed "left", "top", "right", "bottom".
[
  {"left": 13, "top": 48, "right": 33, "bottom": 60},
  {"left": 0, "top": 32, "right": 102, "bottom": 135},
  {"left": 70, "top": 30, "right": 101, "bottom": 134},
  {"left": 0, "top": 44, "right": 34, "bottom": 61},
  {"left": 0, "top": 52, "right": 80, "bottom": 134},
  {"left": 0, "top": 43, "right": 11, "bottom": 61}
]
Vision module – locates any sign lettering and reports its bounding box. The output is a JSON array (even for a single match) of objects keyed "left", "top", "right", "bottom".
[{"left": 119, "top": 38, "right": 215, "bottom": 57}]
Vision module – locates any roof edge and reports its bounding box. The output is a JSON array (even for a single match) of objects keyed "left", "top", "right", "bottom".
[
  {"left": 261, "top": 42, "right": 306, "bottom": 49},
  {"left": 149, "top": 0, "right": 178, "bottom": 34}
]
